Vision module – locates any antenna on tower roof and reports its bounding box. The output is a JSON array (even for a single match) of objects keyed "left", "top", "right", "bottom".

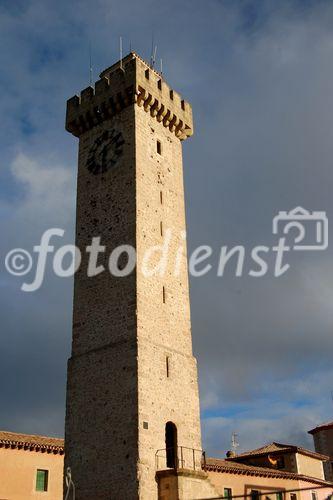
[
  {"left": 152, "top": 45, "right": 157, "bottom": 69},
  {"left": 231, "top": 432, "right": 239, "bottom": 454},
  {"left": 150, "top": 33, "right": 157, "bottom": 69},
  {"left": 160, "top": 58, "right": 163, "bottom": 77},
  {"left": 150, "top": 33, "right": 154, "bottom": 67},
  {"left": 89, "top": 42, "right": 93, "bottom": 86},
  {"left": 119, "top": 36, "right": 125, "bottom": 72}
]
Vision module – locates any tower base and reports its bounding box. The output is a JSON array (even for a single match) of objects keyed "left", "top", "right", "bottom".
[{"left": 156, "top": 469, "right": 220, "bottom": 500}]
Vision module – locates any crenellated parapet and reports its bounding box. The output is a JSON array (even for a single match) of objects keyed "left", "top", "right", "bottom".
[{"left": 66, "top": 52, "right": 193, "bottom": 140}]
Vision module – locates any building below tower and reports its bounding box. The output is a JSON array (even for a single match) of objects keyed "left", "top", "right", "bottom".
[
  {"left": 1, "top": 429, "right": 333, "bottom": 500},
  {"left": 309, "top": 421, "right": 333, "bottom": 482}
]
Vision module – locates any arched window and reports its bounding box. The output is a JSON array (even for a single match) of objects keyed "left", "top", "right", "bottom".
[{"left": 165, "top": 421, "right": 178, "bottom": 469}]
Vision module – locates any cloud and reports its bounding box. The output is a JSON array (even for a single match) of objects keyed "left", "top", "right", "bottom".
[
  {"left": 203, "top": 406, "right": 320, "bottom": 458},
  {"left": 0, "top": 152, "right": 75, "bottom": 254},
  {"left": 9, "top": 152, "right": 74, "bottom": 223}
]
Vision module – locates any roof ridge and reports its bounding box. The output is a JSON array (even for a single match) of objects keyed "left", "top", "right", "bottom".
[
  {"left": 0, "top": 430, "right": 64, "bottom": 455},
  {"left": 0, "top": 429, "right": 63, "bottom": 441},
  {"left": 236, "top": 442, "right": 289, "bottom": 456},
  {"left": 229, "top": 441, "right": 329, "bottom": 461},
  {"left": 272, "top": 441, "right": 295, "bottom": 448},
  {"left": 309, "top": 420, "right": 333, "bottom": 434},
  {"left": 205, "top": 458, "right": 333, "bottom": 486}
]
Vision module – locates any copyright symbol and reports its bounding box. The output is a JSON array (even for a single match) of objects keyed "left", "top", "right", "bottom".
[{"left": 5, "top": 249, "right": 33, "bottom": 276}]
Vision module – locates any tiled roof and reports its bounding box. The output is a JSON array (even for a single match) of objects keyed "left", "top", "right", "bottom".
[
  {"left": 228, "top": 442, "right": 329, "bottom": 461},
  {"left": 205, "top": 457, "right": 333, "bottom": 486},
  {"left": 309, "top": 421, "right": 333, "bottom": 434},
  {"left": 0, "top": 430, "right": 64, "bottom": 454}
]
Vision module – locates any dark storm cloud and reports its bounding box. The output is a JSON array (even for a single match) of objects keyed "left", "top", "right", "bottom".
[{"left": 0, "top": 0, "right": 332, "bottom": 454}]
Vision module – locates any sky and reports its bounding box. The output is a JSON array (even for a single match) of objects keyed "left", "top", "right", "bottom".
[{"left": 0, "top": 0, "right": 332, "bottom": 457}]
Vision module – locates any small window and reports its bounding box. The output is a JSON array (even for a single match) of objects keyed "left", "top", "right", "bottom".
[
  {"left": 160, "top": 191, "right": 163, "bottom": 204},
  {"left": 224, "top": 488, "right": 232, "bottom": 498},
  {"left": 157, "top": 140, "right": 162, "bottom": 155},
  {"left": 36, "top": 469, "right": 48, "bottom": 492},
  {"left": 290, "top": 494, "right": 297, "bottom": 500},
  {"left": 311, "top": 493, "right": 318, "bottom": 500},
  {"left": 251, "top": 491, "right": 260, "bottom": 500},
  {"left": 145, "top": 69, "right": 149, "bottom": 79},
  {"left": 166, "top": 356, "right": 170, "bottom": 377},
  {"left": 160, "top": 221, "right": 163, "bottom": 237},
  {"left": 276, "top": 493, "right": 283, "bottom": 500},
  {"left": 162, "top": 286, "right": 166, "bottom": 303},
  {"left": 181, "top": 99, "right": 185, "bottom": 110},
  {"left": 276, "top": 456, "right": 285, "bottom": 469},
  {"left": 169, "top": 90, "right": 174, "bottom": 100},
  {"left": 143, "top": 421, "right": 148, "bottom": 429},
  {"left": 158, "top": 79, "right": 162, "bottom": 90}
]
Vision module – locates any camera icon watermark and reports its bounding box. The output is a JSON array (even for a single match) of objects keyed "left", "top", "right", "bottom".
[{"left": 272, "top": 206, "right": 328, "bottom": 251}]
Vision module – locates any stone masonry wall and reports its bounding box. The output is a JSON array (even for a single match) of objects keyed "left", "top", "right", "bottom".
[
  {"left": 64, "top": 104, "right": 140, "bottom": 499},
  {"left": 135, "top": 101, "right": 202, "bottom": 498}
]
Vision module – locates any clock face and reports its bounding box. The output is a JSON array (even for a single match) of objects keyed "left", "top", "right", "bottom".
[{"left": 86, "top": 129, "right": 124, "bottom": 175}]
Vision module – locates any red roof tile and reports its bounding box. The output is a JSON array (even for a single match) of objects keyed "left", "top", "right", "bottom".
[
  {"left": 228, "top": 442, "right": 329, "bottom": 461},
  {"left": 0, "top": 430, "right": 64, "bottom": 454},
  {"left": 205, "top": 457, "right": 333, "bottom": 486}
]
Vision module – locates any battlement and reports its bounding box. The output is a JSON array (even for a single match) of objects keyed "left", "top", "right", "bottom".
[{"left": 66, "top": 52, "right": 193, "bottom": 140}]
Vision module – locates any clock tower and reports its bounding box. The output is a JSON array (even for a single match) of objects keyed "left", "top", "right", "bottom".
[{"left": 64, "top": 53, "right": 218, "bottom": 499}]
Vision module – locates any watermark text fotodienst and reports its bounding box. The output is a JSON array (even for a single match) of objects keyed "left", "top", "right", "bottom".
[{"left": 4, "top": 207, "right": 328, "bottom": 292}]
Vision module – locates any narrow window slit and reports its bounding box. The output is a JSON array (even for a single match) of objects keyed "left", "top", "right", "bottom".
[{"left": 166, "top": 356, "right": 170, "bottom": 377}]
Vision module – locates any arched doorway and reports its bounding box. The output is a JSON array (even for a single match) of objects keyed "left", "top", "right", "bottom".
[{"left": 165, "top": 421, "right": 178, "bottom": 469}]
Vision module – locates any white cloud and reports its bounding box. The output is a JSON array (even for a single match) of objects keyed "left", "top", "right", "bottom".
[
  {"left": 202, "top": 402, "right": 327, "bottom": 458},
  {"left": 9, "top": 152, "right": 75, "bottom": 227}
]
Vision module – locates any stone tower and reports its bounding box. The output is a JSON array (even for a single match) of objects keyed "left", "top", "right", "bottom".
[
  {"left": 309, "top": 422, "right": 333, "bottom": 481},
  {"left": 64, "top": 53, "right": 217, "bottom": 499}
]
